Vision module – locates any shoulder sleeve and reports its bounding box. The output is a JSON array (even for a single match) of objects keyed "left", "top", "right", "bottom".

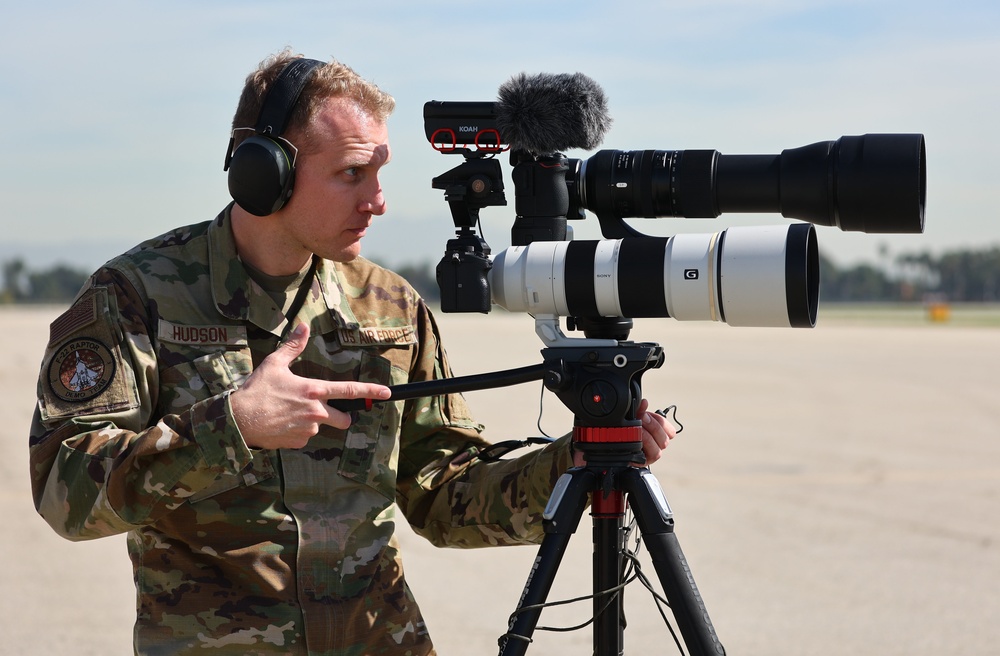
[
  {"left": 28, "top": 267, "right": 252, "bottom": 540},
  {"left": 394, "top": 299, "right": 574, "bottom": 548}
]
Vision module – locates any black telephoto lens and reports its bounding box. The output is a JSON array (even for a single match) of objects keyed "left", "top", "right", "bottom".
[{"left": 579, "top": 134, "right": 925, "bottom": 234}]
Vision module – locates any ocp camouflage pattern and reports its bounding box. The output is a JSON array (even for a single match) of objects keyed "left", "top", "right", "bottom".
[{"left": 29, "top": 205, "right": 573, "bottom": 655}]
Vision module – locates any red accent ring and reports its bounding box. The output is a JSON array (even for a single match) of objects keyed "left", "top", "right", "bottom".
[
  {"left": 573, "top": 426, "right": 642, "bottom": 444},
  {"left": 592, "top": 490, "right": 626, "bottom": 517}
]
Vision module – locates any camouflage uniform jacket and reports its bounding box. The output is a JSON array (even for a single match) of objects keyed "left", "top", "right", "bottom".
[{"left": 29, "top": 206, "right": 573, "bottom": 655}]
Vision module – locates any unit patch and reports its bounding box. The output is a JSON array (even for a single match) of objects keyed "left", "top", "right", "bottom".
[{"left": 47, "top": 338, "right": 117, "bottom": 403}]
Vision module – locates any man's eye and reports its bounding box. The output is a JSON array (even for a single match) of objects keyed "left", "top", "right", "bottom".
[{"left": 344, "top": 167, "right": 359, "bottom": 177}]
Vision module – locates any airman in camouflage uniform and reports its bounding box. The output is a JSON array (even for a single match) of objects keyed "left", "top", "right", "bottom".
[
  {"left": 30, "top": 207, "right": 577, "bottom": 654},
  {"left": 29, "top": 50, "right": 673, "bottom": 655}
]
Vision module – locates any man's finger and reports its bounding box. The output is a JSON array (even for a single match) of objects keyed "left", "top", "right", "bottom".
[
  {"left": 642, "top": 412, "right": 670, "bottom": 449},
  {"left": 269, "top": 322, "right": 311, "bottom": 367},
  {"left": 324, "top": 407, "right": 354, "bottom": 431},
  {"left": 322, "top": 381, "right": 392, "bottom": 402}
]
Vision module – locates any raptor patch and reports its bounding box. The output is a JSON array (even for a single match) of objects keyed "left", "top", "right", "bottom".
[{"left": 47, "top": 338, "right": 117, "bottom": 403}]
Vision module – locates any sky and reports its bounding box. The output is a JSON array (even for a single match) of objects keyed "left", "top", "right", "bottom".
[{"left": 1, "top": 0, "right": 997, "bottom": 273}]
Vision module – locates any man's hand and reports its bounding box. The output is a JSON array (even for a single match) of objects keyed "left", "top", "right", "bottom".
[
  {"left": 230, "top": 322, "right": 391, "bottom": 450},
  {"left": 637, "top": 398, "right": 675, "bottom": 466}
]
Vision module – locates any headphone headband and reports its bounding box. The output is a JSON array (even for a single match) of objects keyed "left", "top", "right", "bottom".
[{"left": 255, "top": 58, "right": 325, "bottom": 137}]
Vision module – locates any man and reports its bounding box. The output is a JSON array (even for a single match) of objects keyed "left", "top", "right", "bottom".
[{"left": 29, "top": 50, "right": 673, "bottom": 655}]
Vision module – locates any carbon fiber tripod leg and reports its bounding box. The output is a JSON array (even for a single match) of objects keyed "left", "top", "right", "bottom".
[
  {"left": 621, "top": 467, "right": 727, "bottom": 656},
  {"left": 498, "top": 467, "right": 596, "bottom": 656}
]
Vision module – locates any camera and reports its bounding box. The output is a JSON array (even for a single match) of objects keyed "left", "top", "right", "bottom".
[{"left": 425, "top": 96, "right": 925, "bottom": 329}]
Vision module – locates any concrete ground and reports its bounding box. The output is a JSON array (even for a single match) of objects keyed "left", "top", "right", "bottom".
[{"left": 3, "top": 306, "right": 998, "bottom": 655}]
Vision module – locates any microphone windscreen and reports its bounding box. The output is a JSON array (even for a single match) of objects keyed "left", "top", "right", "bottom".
[{"left": 496, "top": 72, "right": 612, "bottom": 153}]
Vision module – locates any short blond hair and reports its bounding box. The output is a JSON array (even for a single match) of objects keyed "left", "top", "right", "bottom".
[{"left": 231, "top": 49, "right": 395, "bottom": 150}]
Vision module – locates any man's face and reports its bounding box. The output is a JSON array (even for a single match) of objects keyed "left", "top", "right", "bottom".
[{"left": 277, "top": 97, "right": 390, "bottom": 264}]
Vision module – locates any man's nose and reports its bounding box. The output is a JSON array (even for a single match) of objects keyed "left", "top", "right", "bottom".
[{"left": 364, "top": 181, "right": 386, "bottom": 215}]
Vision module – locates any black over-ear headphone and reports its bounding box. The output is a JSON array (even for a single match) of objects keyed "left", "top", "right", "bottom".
[{"left": 224, "top": 58, "right": 324, "bottom": 216}]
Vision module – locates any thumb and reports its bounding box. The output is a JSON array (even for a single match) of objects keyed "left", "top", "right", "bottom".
[
  {"left": 637, "top": 398, "right": 650, "bottom": 416},
  {"left": 272, "top": 322, "right": 310, "bottom": 366}
]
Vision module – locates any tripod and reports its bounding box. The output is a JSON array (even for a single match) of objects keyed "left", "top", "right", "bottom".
[
  {"left": 497, "top": 332, "right": 725, "bottom": 656},
  {"left": 331, "top": 316, "right": 725, "bottom": 655}
]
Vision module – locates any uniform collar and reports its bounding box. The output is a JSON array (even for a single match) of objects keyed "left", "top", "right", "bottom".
[{"left": 207, "top": 205, "right": 360, "bottom": 336}]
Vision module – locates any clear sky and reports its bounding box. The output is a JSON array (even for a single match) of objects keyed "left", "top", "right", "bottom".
[{"left": 1, "top": 0, "right": 997, "bottom": 272}]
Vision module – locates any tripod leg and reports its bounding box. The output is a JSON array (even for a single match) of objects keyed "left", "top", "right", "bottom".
[
  {"left": 498, "top": 467, "right": 596, "bottom": 656},
  {"left": 621, "top": 468, "right": 727, "bottom": 656}
]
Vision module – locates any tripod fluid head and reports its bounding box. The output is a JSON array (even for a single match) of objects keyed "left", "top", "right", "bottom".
[{"left": 540, "top": 329, "right": 663, "bottom": 468}]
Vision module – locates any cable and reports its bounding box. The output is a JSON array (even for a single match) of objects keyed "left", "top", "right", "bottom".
[
  {"left": 475, "top": 436, "right": 555, "bottom": 462},
  {"left": 655, "top": 405, "right": 684, "bottom": 434}
]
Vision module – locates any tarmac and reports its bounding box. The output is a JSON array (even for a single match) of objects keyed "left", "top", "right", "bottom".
[{"left": 3, "top": 305, "right": 998, "bottom": 655}]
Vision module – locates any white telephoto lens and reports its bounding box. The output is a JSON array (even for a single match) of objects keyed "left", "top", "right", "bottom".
[{"left": 490, "top": 224, "right": 817, "bottom": 328}]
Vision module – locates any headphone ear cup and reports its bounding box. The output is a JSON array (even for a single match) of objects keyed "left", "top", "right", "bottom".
[{"left": 227, "top": 136, "right": 296, "bottom": 216}]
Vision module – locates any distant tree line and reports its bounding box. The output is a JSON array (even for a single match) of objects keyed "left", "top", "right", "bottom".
[
  {"left": 1, "top": 259, "right": 91, "bottom": 304},
  {"left": 820, "top": 246, "right": 1000, "bottom": 302},
  {"left": 3, "top": 246, "right": 999, "bottom": 305},
  {"left": 0, "top": 258, "right": 445, "bottom": 305}
]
